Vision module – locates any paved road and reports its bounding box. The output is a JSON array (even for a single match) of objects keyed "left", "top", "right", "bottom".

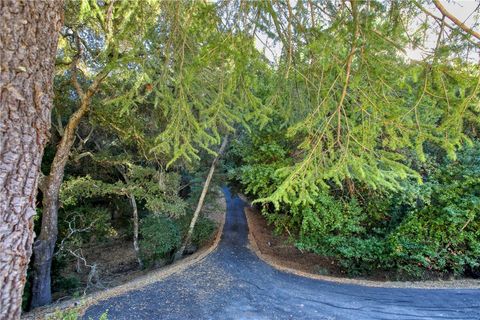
[{"left": 84, "top": 188, "right": 480, "bottom": 320}]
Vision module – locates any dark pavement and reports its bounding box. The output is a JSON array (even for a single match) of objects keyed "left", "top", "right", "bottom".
[{"left": 84, "top": 188, "right": 480, "bottom": 320}]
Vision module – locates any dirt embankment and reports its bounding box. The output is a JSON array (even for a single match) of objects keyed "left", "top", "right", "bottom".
[{"left": 244, "top": 204, "right": 480, "bottom": 289}]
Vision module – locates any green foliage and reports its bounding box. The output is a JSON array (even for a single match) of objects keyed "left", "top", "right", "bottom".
[
  {"left": 99, "top": 1, "right": 269, "bottom": 168},
  {"left": 191, "top": 217, "right": 216, "bottom": 246},
  {"left": 178, "top": 215, "right": 217, "bottom": 247},
  {"left": 228, "top": 124, "right": 293, "bottom": 199},
  {"left": 47, "top": 308, "right": 81, "bottom": 320},
  {"left": 263, "top": 189, "right": 388, "bottom": 275},
  {"left": 54, "top": 205, "right": 115, "bottom": 272},
  {"left": 139, "top": 216, "right": 181, "bottom": 265},
  {"left": 61, "top": 166, "right": 186, "bottom": 218},
  {"left": 387, "top": 144, "right": 480, "bottom": 276},
  {"left": 139, "top": 211, "right": 216, "bottom": 266},
  {"left": 43, "top": 0, "right": 480, "bottom": 300},
  {"left": 242, "top": 2, "right": 480, "bottom": 208},
  {"left": 47, "top": 305, "right": 108, "bottom": 320},
  {"left": 232, "top": 111, "right": 480, "bottom": 277}
]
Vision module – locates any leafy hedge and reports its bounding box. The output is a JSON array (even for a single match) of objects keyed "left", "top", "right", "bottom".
[{"left": 388, "top": 146, "right": 480, "bottom": 276}]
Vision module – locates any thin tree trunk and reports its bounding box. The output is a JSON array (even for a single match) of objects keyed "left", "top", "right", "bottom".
[
  {"left": 116, "top": 166, "right": 143, "bottom": 269},
  {"left": 0, "top": 1, "right": 63, "bottom": 318},
  {"left": 129, "top": 194, "right": 143, "bottom": 269},
  {"left": 31, "top": 100, "right": 89, "bottom": 307},
  {"left": 174, "top": 136, "right": 229, "bottom": 261}
]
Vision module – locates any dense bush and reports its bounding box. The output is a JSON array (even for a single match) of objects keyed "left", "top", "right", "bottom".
[
  {"left": 191, "top": 217, "right": 216, "bottom": 246},
  {"left": 387, "top": 145, "right": 480, "bottom": 277},
  {"left": 140, "top": 213, "right": 216, "bottom": 266},
  {"left": 231, "top": 124, "right": 480, "bottom": 278},
  {"left": 178, "top": 214, "right": 217, "bottom": 247},
  {"left": 57, "top": 205, "right": 116, "bottom": 247},
  {"left": 139, "top": 216, "right": 181, "bottom": 265},
  {"left": 292, "top": 194, "right": 387, "bottom": 275}
]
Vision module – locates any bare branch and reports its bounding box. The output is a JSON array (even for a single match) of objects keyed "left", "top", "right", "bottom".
[
  {"left": 432, "top": 0, "right": 480, "bottom": 42},
  {"left": 413, "top": 0, "right": 479, "bottom": 47},
  {"left": 71, "top": 32, "right": 85, "bottom": 99}
]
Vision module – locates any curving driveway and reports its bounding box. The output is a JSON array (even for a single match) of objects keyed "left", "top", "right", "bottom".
[{"left": 84, "top": 188, "right": 480, "bottom": 320}]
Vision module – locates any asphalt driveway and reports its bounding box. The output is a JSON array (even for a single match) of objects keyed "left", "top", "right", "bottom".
[{"left": 84, "top": 188, "right": 480, "bottom": 320}]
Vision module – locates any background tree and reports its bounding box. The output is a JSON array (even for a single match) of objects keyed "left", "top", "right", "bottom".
[
  {"left": 175, "top": 135, "right": 229, "bottom": 261},
  {"left": 0, "top": 1, "right": 63, "bottom": 318},
  {"left": 31, "top": 0, "right": 160, "bottom": 307},
  {"left": 60, "top": 161, "right": 187, "bottom": 269}
]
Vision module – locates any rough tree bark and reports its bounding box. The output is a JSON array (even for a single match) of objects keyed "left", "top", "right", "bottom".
[
  {"left": 30, "top": 63, "right": 109, "bottom": 308},
  {"left": 0, "top": 1, "right": 63, "bottom": 318},
  {"left": 174, "top": 136, "right": 229, "bottom": 261}
]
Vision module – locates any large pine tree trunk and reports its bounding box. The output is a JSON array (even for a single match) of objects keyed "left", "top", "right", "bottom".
[{"left": 0, "top": 1, "right": 63, "bottom": 318}]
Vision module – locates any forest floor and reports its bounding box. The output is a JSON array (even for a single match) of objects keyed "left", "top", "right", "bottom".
[
  {"left": 23, "top": 192, "right": 226, "bottom": 319},
  {"left": 51, "top": 192, "right": 225, "bottom": 304},
  {"left": 244, "top": 202, "right": 480, "bottom": 289}
]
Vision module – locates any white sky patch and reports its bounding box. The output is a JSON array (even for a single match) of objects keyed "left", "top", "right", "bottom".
[
  {"left": 254, "top": 32, "right": 282, "bottom": 64},
  {"left": 405, "top": 0, "right": 480, "bottom": 61},
  {"left": 253, "top": 0, "right": 480, "bottom": 63}
]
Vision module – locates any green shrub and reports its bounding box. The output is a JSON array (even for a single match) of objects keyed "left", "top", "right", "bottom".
[
  {"left": 139, "top": 215, "right": 181, "bottom": 264},
  {"left": 58, "top": 205, "right": 115, "bottom": 248},
  {"left": 291, "top": 193, "right": 387, "bottom": 275},
  {"left": 47, "top": 306, "right": 108, "bottom": 320},
  {"left": 191, "top": 217, "right": 216, "bottom": 246},
  {"left": 228, "top": 126, "right": 292, "bottom": 199},
  {"left": 232, "top": 118, "right": 480, "bottom": 278},
  {"left": 177, "top": 214, "right": 217, "bottom": 246},
  {"left": 387, "top": 144, "right": 480, "bottom": 276}
]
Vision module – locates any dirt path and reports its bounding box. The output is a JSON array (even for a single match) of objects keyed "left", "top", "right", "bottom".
[{"left": 84, "top": 188, "right": 480, "bottom": 320}]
